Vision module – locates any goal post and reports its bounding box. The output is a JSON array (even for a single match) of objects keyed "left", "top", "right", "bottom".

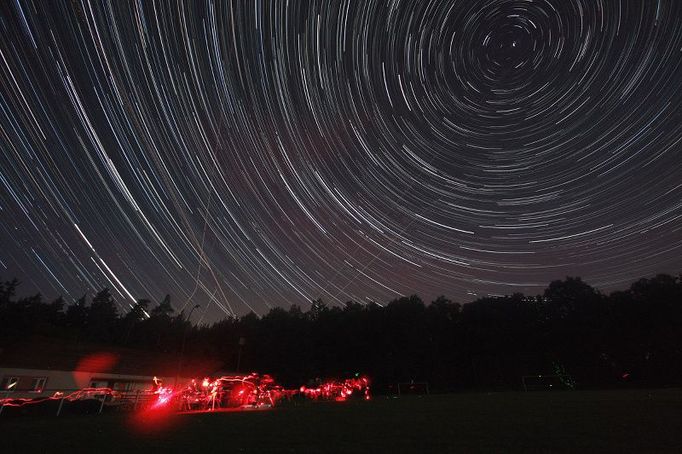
[
  {"left": 521, "top": 374, "right": 575, "bottom": 392},
  {"left": 397, "top": 382, "right": 430, "bottom": 396}
]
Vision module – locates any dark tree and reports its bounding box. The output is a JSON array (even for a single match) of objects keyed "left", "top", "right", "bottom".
[
  {"left": 151, "top": 294, "right": 174, "bottom": 318},
  {"left": 121, "top": 298, "right": 150, "bottom": 344},
  {"left": 1, "top": 273, "right": 681, "bottom": 390},
  {"left": 87, "top": 288, "right": 119, "bottom": 342},
  {"left": 64, "top": 294, "right": 89, "bottom": 342}
]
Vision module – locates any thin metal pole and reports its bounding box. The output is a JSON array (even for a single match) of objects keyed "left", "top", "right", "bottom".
[
  {"left": 176, "top": 304, "right": 200, "bottom": 387},
  {"left": 98, "top": 394, "right": 106, "bottom": 414},
  {"left": 236, "top": 337, "right": 246, "bottom": 372},
  {"left": 0, "top": 390, "right": 11, "bottom": 416},
  {"left": 56, "top": 397, "right": 65, "bottom": 416}
]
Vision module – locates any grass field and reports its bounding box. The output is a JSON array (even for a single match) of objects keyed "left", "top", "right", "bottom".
[{"left": 2, "top": 389, "right": 681, "bottom": 453}]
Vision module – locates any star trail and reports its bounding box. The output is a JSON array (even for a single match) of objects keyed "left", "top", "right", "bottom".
[{"left": 1, "top": 0, "right": 681, "bottom": 321}]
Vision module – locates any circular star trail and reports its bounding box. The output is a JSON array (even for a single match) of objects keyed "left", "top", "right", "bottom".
[{"left": 1, "top": 0, "right": 681, "bottom": 320}]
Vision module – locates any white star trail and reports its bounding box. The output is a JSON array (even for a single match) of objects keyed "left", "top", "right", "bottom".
[{"left": 0, "top": 0, "right": 680, "bottom": 319}]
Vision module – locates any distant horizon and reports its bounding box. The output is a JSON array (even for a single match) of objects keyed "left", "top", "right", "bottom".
[{"left": 3, "top": 269, "right": 680, "bottom": 319}]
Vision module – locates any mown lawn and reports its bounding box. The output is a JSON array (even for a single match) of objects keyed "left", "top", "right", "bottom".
[{"left": 2, "top": 389, "right": 681, "bottom": 453}]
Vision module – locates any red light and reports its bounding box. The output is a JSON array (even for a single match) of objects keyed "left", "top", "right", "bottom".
[
  {"left": 298, "top": 376, "right": 371, "bottom": 402},
  {"left": 75, "top": 352, "right": 119, "bottom": 373},
  {"left": 1, "top": 371, "right": 372, "bottom": 420}
]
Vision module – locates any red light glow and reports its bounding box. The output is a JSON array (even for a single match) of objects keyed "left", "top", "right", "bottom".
[
  {"left": 298, "top": 376, "right": 371, "bottom": 402},
  {"left": 74, "top": 352, "right": 120, "bottom": 373},
  {"left": 1, "top": 372, "right": 371, "bottom": 423}
]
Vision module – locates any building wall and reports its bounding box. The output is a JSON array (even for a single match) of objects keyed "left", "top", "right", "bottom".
[{"left": 0, "top": 367, "right": 190, "bottom": 399}]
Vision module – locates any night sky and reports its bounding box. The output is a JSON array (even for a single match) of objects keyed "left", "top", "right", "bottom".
[{"left": 1, "top": 0, "right": 681, "bottom": 321}]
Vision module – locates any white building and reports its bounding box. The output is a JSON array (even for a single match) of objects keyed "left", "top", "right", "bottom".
[{"left": 0, "top": 339, "right": 224, "bottom": 399}]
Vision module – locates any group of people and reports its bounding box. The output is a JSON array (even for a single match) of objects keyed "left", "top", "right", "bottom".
[
  {"left": 175, "top": 374, "right": 281, "bottom": 411},
  {"left": 148, "top": 373, "right": 369, "bottom": 412}
]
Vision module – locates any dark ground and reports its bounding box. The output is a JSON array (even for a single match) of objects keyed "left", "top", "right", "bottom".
[{"left": 1, "top": 389, "right": 681, "bottom": 453}]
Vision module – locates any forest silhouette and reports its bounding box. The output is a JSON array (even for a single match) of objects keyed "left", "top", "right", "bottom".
[{"left": 1, "top": 274, "right": 680, "bottom": 391}]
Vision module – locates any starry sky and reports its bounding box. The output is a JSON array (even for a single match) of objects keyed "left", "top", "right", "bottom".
[{"left": 1, "top": 0, "right": 681, "bottom": 321}]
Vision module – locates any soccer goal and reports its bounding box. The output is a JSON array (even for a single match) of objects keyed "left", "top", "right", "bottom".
[
  {"left": 521, "top": 374, "right": 575, "bottom": 392},
  {"left": 396, "top": 382, "right": 430, "bottom": 396}
]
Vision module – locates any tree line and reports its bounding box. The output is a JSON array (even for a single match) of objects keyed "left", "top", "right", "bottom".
[{"left": 1, "top": 274, "right": 681, "bottom": 391}]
